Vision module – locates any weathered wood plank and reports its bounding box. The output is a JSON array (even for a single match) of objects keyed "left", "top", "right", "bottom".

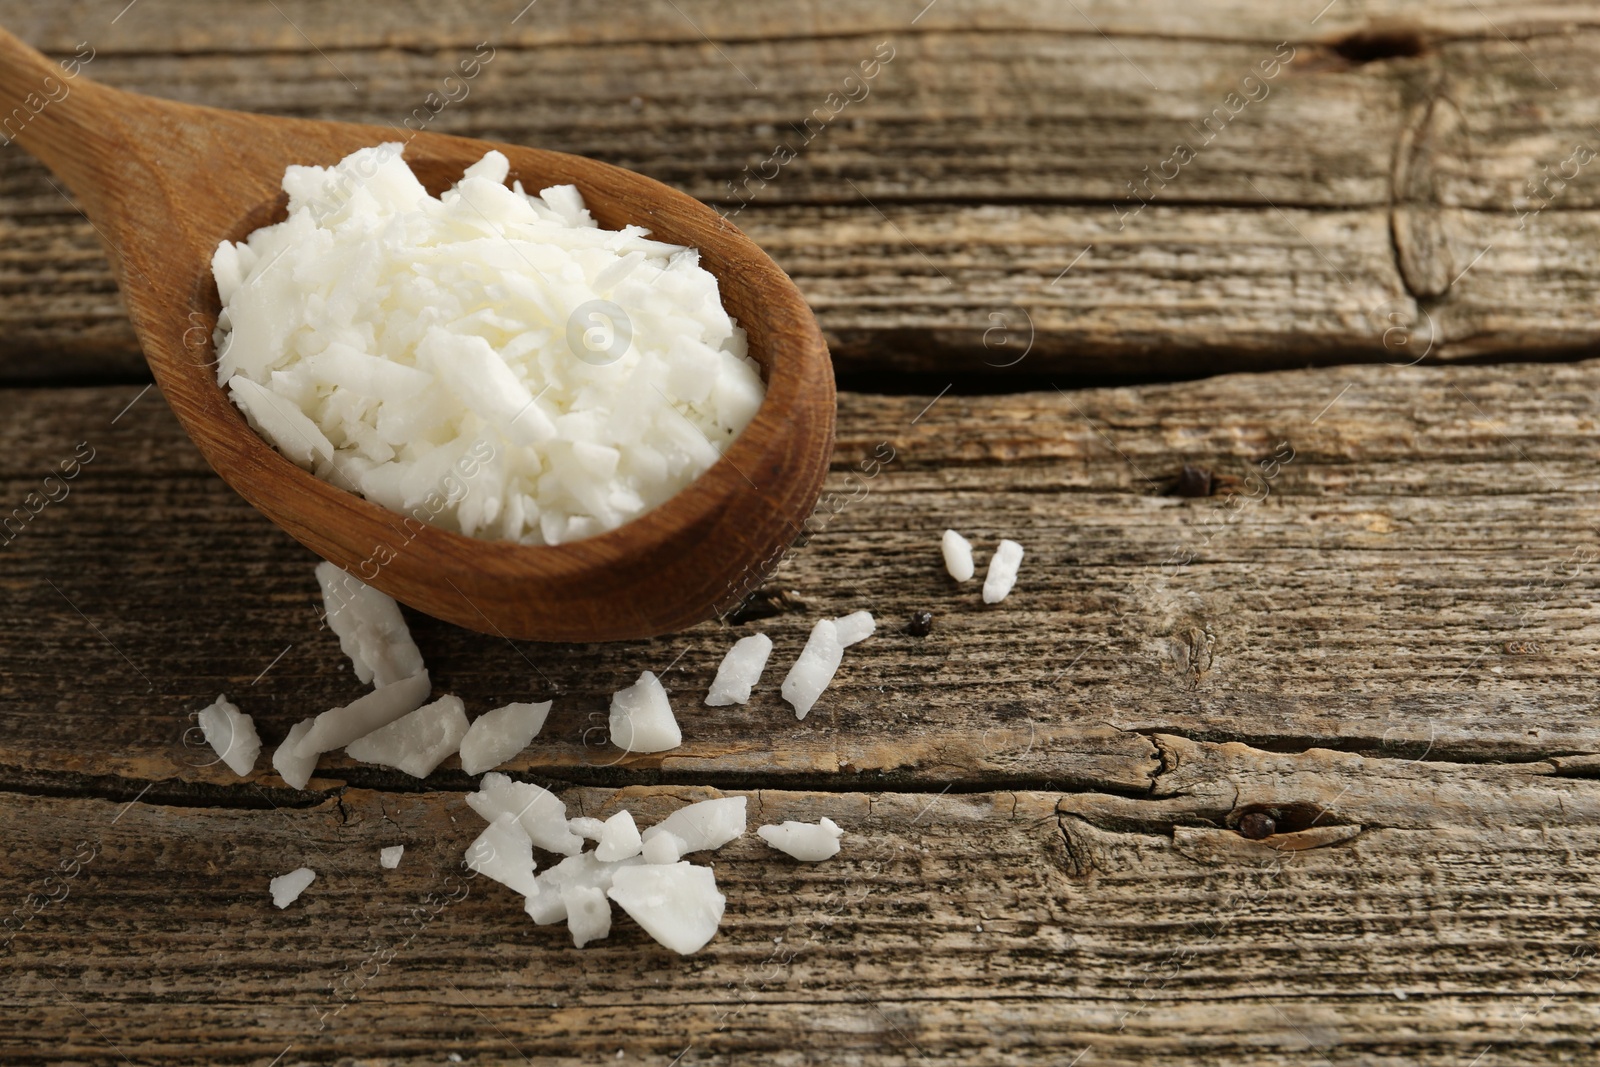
[
  {"left": 6, "top": 3, "right": 1600, "bottom": 1064},
  {"left": 3, "top": 356, "right": 1599, "bottom": 804},
  {"left": 0, "top": 195, "right": 1409, "bottom": 381},
  {"left": 1064, "top": 734, "right": 1600, "bottom": 834},
  {"left": 6, "top": 8, "right": 1600, "bottom": 378},
  {"left": 5, "top": 0, "right": 1597, "bottom": 51},
  {"left": 4, "top": 780, "right": 1599, "bottom": 1064},
  {"left": 0, "top": 29, "right": 1396, "bottom": 208}
]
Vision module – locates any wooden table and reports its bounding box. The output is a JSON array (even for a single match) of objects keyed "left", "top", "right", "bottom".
[{"left": 4, "top": 2, "right": 1600, "bottom": 1063}]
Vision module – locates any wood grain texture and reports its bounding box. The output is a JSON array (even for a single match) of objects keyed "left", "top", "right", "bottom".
[
  {"left": 6, "top": 0, "right": 1598, "bottom": 51},
  {"left": 5, "top": 4, "right": 1600, "bottom": 380},
  {"left": 5, "top": 356, "right": 1600, "bottom": 797},
  {"left": 5, "top": 783, "right": 1600, "bottom": 1065}
]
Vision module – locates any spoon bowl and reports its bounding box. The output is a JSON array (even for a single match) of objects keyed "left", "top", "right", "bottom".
[{"left": 0, "top": 27, "right": 835, "bottom": 641}]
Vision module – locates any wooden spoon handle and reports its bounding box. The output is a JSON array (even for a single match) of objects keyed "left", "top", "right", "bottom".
[{"left": 0, "top": 26, "right": 126, "bottom": 207}]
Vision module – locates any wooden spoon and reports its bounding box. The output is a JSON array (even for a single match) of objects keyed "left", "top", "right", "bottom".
[{"left": 0, "top": 28, "right": 834, "bottom": 642}]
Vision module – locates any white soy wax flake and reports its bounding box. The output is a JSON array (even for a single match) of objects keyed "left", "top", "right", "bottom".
[
  {"left": 270, "top": 867, "right": 316, "bottom": 909},
  {"left": 344, "top": 694, "right": 469, "bottom": 778},
  {"left": 609, "top": 671, "right": 682, "bottom": 753},
  {"left": 459, "top": 700, "right": 552, "bottom": 775},
  {"left": 595, "top": 810, "right": 644, "bottom": 863},
  {"left": 942, "top": 529, "right": 975, "bottom": 582},
  {"left": 293, "top": 670, "right": 433, "bottom": 760},
  {"left": 705, "top": 633, "right": 772, "bottom": 706},
  {"left": 315, "top": 561, "right": 424, "bottom": 687},
  {"left": 983, "top": 539, "right": 1025, "bottom": 604},
  {"left": 562, "top": 885, "right": 613, "bottom": 948},
  {"left": 640, "top": 832, "right": 684, "bottom": 865},
  {"left": 272, "top": 719, "right": 318, "bottom": 790},
  {"left": 833, "top": 611, "right": 875, "bottom": 647},
  {"left": 641, "top": 796, "right": 746, "bottom": 855},
  {"left": 379, "top": 845, "right": 404, "bottom": 869},
  {"left": 757, "top": 817, "right": 844, "bottom": 862},
  {"left": 607, "top": 862, "right": 726, "bottom": 955},
  {"left": 196, "top": 694, "right": 261, "bottom": 777},
  {"left": 465, "top": 813, "right": 540, "bottom": 898},
  {"left": 781, "top": 620, "right": 842, "bottom": 720}
]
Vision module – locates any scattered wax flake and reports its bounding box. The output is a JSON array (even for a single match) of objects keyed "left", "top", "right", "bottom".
[
  {"left": 833, "top": 611, "right": 875, "bottom": 647},
  {"left": 941, "top": 529, "right": 975, "bottom": 582},
  {"left": 781, "top": 620, "right": 841, "bottom": 720},
  {"left": 459, "top": 700, "right": 552, "bottom": 775},
  {"left": 562, "top": 885, "right": 612, "bottom": 948},
  {"left": 595, "top": 809, "right": 644, "bottom": 862},
  {"left": 640, "top": 832, "right": 684, "bottom": 865},
  {"left": 757, "top": 817, "right": 844, "bottom": 861},
  {"left": 272, "top": 718, "right": 317, "bottom": 790},
  {"left": 270, "top": 867, "right": 315, "bottom": 908},
  {"left": 379, "top": 845, "right": 404, "bottom": 869},
  {"left": 641, "top": 796, "right": 746, "bottom": 854},
  {"left": 983, "top": 538, "right": 1024, "bottom": 604},
  {"left": 705, "top": 633, "right": 772, "bottom": 706},
  {"left": 196, "top": 694, "right": 261, "bottom": 777},
  {"left": 344, "top": 694, "right": 468, "bottom": 777},
  {"left": 465, "top": 813, "right": 539, "bottom": 898},
  {"left": 607, "top": 862, "right": 726, "bottom": 955},
  {"left": 315, "top": 561, "right": 424, "bottom": 687},
  {"left": 608, "top": 671, "right": 681, "bottom": 753}
]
